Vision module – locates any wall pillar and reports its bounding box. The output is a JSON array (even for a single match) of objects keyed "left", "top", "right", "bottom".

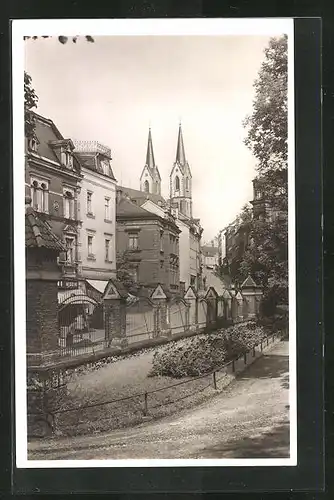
[{"left": 103, "top": 298, "right": 127, "bottom": 348}]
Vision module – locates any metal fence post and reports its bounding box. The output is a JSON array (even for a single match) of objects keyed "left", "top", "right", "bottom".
[
  {"left": 213, "top": 371, "right": 217, "bottom": 390},
  {"left": 244, "top": 353, "right": 247, "bottom": 364},
  {"left": 232, "top": 360, "right": 235, "bottom": 372},
  {"left": 260, "top": 340, "right": 263, "bottom": 351},
  {"left": 143, "top": 392, "right": 148, "bottom": 416}
]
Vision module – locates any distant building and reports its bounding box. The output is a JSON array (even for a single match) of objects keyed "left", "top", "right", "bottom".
[
  {"left": 116, "top": 188, "right": 181, "bottom": 293},
  {"left": 73, "top": 140, "right": 117, "bottom": 289},
  {"left": 201, "top": 243, "right": 219, "bottom": 269},
  {"left": 25, "top": 112, "right": 83, "bottom": 281}
]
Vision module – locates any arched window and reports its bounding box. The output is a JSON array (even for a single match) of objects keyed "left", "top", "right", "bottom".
[
  {"left": 155, "top": 181, "right": 159, "bottom": 194},
  {"left": 175, "top": 175, "right": 180, "bottom": 191},
  {"left": 30, "top": 178, "right": 49, "bottom": 213},
  {"left": 186, "top": 177, "right": 189, "bottom": 190},
  {"left": 144, "top": 180, "right": 150, "bottom": 193}
]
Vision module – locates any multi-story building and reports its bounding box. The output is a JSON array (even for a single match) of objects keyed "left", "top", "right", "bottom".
[
  {"left": 116, "top": 189, "right": 180, "bottom": 293},
  {"left": 25, "top": 112, "right": 83, "bottom": 281},
  {"left": 73, "top": 140, "right": 117, "bottom": 290},
  {"left": 120, "top": 124, "right": 203, "bottom": 292}
]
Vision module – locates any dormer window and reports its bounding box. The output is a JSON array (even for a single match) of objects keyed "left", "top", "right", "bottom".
[
  {"left": 61, "top": 147, "right": 73, "bottom": 169},
  {"left": 28, "top": 137, "right": 38, "bottom": 152}
]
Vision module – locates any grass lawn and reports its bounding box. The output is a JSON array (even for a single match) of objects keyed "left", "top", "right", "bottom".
[{"left": 51, "top": 338, "right": 234, "bottom": 437}]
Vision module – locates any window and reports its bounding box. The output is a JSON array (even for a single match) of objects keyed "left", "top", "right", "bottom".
[
  {"left": 87, "top": 191, "right": 93, "bottom": 214},
  {"left": 87, "top": 235, "right": 94, "bottom": 256},
  {"left": 128, "top": 234, "right": 139, "bottom": 250},
  {"left": 186, "top": 177, "right": 189, "bottom": 190},
  {"left": 63, "top": 190, "right": 75, "bottom": 219},
  {"left": 104, "top": 197, "right": 111, "bottom": 220},
  {"left": 28, "top": 137, "right": 38, "bottom": 152},
  {"left": 61, "top": 148, "right": 73, "bottom": 168},
  {"left": 30, "top": 178, "right": 49, "bottom": 213},
  {"left": 144, "top": 180, "right": 149, "bottom": 193},
  {"left": 105, "top": 239, "right": 110, "bottom": 261},
  {"left": 160, "top": 231, "right": 164, "bottom": 252},
  {"left": 65, "top": 237, "right": 74, "bottom": 263},
  {"left": 255, "top": 189, "right": 262, "bottom": 200},
  {"left": 175, "top": 175, "right": 180, "bottom": 191}
]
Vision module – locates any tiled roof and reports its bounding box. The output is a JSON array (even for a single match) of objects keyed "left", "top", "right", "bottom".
[
  {"left": 33, "top": 117, "right": 62, "bottom": 164},
  {"left": 116, "top": 197, "right": 157, "bottom": 218},
  {"left": 118, "top": 186, "right": 167, "bottom": 207},
  {"left": 25, "top": 208, "right": 66, "bottom": 251}
]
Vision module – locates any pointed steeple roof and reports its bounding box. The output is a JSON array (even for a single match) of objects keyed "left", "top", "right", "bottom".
[
  {"left": 176, "top": 123, "right": 186, "bottom": 165},
  {"left": 241, "top": 275, "right": 258, "bottom": 288},
  {"left": 145, "top": 128, "right": 155, "bottom": 170}
]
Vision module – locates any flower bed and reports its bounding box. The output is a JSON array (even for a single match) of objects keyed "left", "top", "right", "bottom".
[{"left": 149, "top": 321, "right": 268, "bottom": 378}]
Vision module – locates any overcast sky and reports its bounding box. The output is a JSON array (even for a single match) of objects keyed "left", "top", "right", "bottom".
[{"left": 25, "top": 34, "right": 273, "bottom": 242}]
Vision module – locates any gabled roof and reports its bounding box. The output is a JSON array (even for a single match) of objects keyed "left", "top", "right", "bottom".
[
  {"left": 241, "top": 275, "right": 258, "bottom": 288},
  {"left": 25, "top": 207, "right": 66, "bottom": 251}
]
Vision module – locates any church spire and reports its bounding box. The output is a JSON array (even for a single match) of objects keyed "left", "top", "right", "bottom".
[
  {"left": 145, "top": 127, "right": 155, "bottom": 170},
  {"left": 176, "top": 122, "right": 186, "bottom": 165}
]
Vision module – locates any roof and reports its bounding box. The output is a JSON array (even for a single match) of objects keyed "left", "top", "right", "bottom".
[
  {"left": 116, "top": 196, "right": 158, "bottom": 219},
  {"left": 201, "top": 245, "right": 219, "bottom": 256},
  {"left": 241, "top": 275, "right": 258, "bottom": 288},
  {"left": 29, "top": 112, "right": 82, "bottom": 175},
  {"left": 117, "top": 186, "right": 167, "bottom": 207},
  {"left": 25, "top": 207, "right": 66, "bottom": 251}
]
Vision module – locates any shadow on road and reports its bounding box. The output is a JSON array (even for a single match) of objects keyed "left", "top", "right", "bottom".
[
  {"left": 238, "top": 353, "right": 289, "bottom": 381},
  {"left": 198, "top": 418, "right": 290, "bottom": 459}
]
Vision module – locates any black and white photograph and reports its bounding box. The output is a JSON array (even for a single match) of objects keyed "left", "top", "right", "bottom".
[{"left": 13, "top": 18, "right": 296, "bottom": 467}]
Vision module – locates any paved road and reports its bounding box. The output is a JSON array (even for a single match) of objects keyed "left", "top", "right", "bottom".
[{"left": 29, "top": 340, "right": 290, "bottom": 460}]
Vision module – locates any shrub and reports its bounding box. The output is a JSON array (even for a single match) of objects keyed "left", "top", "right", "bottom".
[{"left": 149, "top": 321, "right": 268, "bottom": 378}]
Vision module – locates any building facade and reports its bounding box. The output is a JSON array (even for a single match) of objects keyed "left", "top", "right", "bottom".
[
  {"left": 116, "top": 189, "right": 181, "bottom": 293},
  {"left": 201, "top": 243, "right": 219, "bottom": 269},
  {"left": 25, "top": 112, "right": 83, "bottom": 281},
  {"left": 73, "top": 140, "right": 117, "bottom": 287}
]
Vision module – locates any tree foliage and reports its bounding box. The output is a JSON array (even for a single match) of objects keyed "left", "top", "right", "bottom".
[
  {"left": 116, "top": 252, "right": 140, "bottom": 295},
  {"left": 243, "top": 34, "right": 288, "bottom": 175},
  {"left": 230, "top": 35, "right": 289, "bottom": 314},
  {"left": 24, "top": 71, "right": 38, "bottom": 139}
]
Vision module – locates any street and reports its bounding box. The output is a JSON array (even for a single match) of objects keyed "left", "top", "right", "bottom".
[{"left": 28, "top": 340, "right": 289, "bottom": 460}]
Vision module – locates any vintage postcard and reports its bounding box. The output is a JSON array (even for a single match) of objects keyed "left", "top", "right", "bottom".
[{"left": 12, "top": 18, "right": 296, "bottom": 468}]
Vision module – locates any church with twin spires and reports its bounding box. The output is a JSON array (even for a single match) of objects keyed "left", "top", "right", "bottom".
[
  {"left": 140, "top": 123, "right": 194, "bottom": 221},
  {"left": 135, "top": 123, "right": 203, "bottom": 291}
]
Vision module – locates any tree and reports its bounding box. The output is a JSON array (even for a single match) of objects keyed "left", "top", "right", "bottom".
[
  {"left": 24, "top": 36, "right": 95, "bottom": 139},
  {"left": 243, "top": 34, "right": 288, "bottom": 175},
  {"left": 24, "top": 72, "right": 38, "bottom": 139},
  {"left": 233, "top": 35, "right": 288, "bottom": 314},
  {"left": 116, "top": 252, "right": 140, "bottom": 295}
]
